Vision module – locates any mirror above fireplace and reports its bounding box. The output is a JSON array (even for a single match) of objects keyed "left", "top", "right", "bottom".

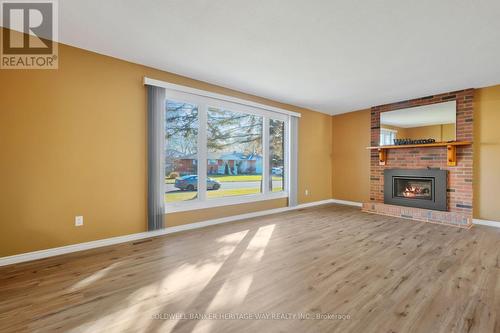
[{"left": 380, "top": 101, "right": 456, "bottom": 145}]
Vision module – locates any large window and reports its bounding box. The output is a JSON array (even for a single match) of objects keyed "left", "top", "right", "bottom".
[
  {"left": 164, "top": 90, "right": 291, "bottom": 212},
  {"left": 380, "top": 128, "right": 396, "bottom": 145},
  {"left": 165, "top": 101, "right": 199, "bottom": 203},
  {"left": 207, "top": 107, "right": 263, "bottom": 199},
  {"left": 269, "top": 119, "right": 285, "bottom": 192}
]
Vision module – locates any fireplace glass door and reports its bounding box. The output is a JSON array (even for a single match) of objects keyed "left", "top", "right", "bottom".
[
  {"left": 393, "top": 177, "right": 433, "bottom": 200},
  {"left": 385, "top": 169, "right": 446, "bottom": 211}
]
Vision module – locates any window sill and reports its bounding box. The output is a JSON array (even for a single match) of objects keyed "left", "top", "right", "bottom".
[{"left": 165, "top": 192, "right": 288, "bottom": 214}]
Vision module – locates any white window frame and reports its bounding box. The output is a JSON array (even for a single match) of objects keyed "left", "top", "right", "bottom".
[
  {"left": 380, "top": 128, "right": 397, "bottom": 146},
  {"left": 161, "top": 85, "right": 294, "bottom": 213}
]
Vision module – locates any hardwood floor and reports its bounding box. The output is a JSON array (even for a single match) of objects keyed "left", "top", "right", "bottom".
[{"left": 1, "top": 204, "right": 499, "bottom": 333}]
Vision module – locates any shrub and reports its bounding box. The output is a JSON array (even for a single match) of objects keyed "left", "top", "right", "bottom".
[{"left": 167, "top": 172, "right": 180, "bottom": 179}]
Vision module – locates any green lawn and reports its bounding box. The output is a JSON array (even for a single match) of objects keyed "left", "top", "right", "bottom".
[
  {"left": 207, "top": 187, "right": 260, "bottom": 199},
  {"left": 166, "top": 174, "right": 282, "bottom": 184},
  {"left": 210, "top": 175, "right": 283, "bottom": 182},
  {"left": 165, "top": 186, "right": 284, "bottom": 202},
  {"left": 165, "top": 192, "right": 197, "bottom": 202},
  {"left": 165, "top": 174, "right": 284, "bottom": 202},
  {"left": 165, "top": 188, "right": 257, "bottom": 202}
]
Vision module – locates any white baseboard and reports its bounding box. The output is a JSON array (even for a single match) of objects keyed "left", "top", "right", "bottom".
[
  {"left": 293, "top": 199, "right": 335, "bottom": 208},
  {"left": 331, "top": 198, "right": 363, "bottom": 207},
  {"left": 473, "top": 218, "right": 500, "bottom": 228},
  {"left": 0, "top": 198, "right": 351, "bottom": 267}
]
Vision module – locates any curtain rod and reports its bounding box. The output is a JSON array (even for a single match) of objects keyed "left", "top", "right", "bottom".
[{"left": 144, "top": 77, "right": 301, "bottom": 118}]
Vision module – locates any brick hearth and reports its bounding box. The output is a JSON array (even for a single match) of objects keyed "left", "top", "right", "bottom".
[
  {"left": 362, "top": 203, "right": 472, "bottom": 228},
  {"left": 365, "top": 89, "right": 474, "bottom": 227}
]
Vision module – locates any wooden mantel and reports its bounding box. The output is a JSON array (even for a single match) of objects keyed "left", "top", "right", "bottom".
[{"left": 366, "top": 141, "right": 472, "bottom": 166}]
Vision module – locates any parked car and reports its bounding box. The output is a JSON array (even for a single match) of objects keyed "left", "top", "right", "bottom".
[
  {"left": 272, "top": 166, "right": 283, "bottom": 176},
  {"left": 174, "top": 175, "right": 221, "bottom": 191}
]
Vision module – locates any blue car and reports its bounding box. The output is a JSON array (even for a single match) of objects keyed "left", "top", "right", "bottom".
[{"left": 174, "top": 175, "right": 221, "bottom": 191}]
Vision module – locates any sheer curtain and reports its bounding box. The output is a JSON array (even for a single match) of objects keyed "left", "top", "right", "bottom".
[
  {"left": 288, "top": 116, "right": 299, "bottom": 207},
  {"left": 146, "top": 85, "right": 166, "bottom": 230}
]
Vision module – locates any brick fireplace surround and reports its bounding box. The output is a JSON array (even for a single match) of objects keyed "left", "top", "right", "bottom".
[{"left": 362, "top": 89, "right": 474, "bottom": 228}]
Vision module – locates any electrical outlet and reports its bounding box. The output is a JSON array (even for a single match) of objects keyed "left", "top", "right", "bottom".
[
  {"left": 305, "top": 189, "right": 309, "bottom": 196},
  {"left": 75, "top": 216, "right": 84, "bottom": 227}
]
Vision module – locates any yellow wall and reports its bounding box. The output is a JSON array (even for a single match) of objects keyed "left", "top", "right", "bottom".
[
  {"left": 474, "top": 85, "right": 500, "bottom": 221},
  {"left": 441, "top": 124, "right": 455, "bottom": 141},
  {"left": 331, "top": 110, "right": 371, "bottom": 202},
  {"left": 381, "top": 124, "right": 456, "bottom": 142},
  {"left": 167, "top": 199, "right": 288, "bottom": 227},
  {"left": 404, "top": 124, "right": 455, "bottom": 142},
  {"left": 407, "top": 125, "right": 441, "bottom": 141},
  {"left": 0, "top": 37, "right": 332, "bottom": 256},
  {"left": 297, "top": 109, "right": 333, "bottom": 203}
]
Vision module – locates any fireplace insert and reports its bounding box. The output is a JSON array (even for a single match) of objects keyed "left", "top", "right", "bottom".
[{"left": 384, "top": 169, "right": 447, "bottom": 211}]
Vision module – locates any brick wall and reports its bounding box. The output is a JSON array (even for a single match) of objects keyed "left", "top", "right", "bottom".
[{"left": 369, "top": 89, "right": 474, "bottom": 217}]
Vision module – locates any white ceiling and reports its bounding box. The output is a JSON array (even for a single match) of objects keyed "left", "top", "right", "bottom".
[
  {"left": 54, "top": 1, "right": 500, "bottom": 114},
  {"left": 381, "top": 101, "right": 456, "bottom": 128}
]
